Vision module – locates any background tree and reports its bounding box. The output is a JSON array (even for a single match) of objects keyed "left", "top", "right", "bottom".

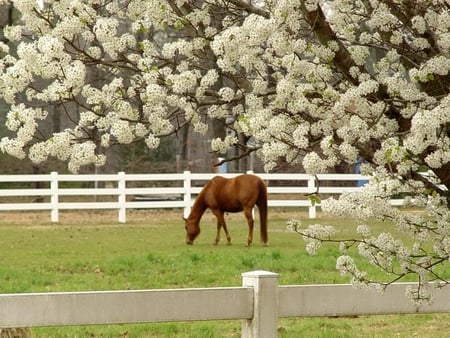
[{"left": 1, "top": 0, "right": 449, "bottom": 301}]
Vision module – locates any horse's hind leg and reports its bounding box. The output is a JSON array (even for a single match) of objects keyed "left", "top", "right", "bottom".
[
  {"left": 244, "top": 207, "right": 254, "bottom": 247},
  {"left": 222, "top": 220, "right": 232, "bottom": 245}
]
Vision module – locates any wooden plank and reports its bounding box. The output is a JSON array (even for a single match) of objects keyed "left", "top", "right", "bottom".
[
  {"left": 255, "top": 173, "right": 311, "bottom": 180},
  {"left": 125, "top": 187, "right": 184, "bottom": 195},
  {"left": 124, "top": 173, "right": 186, "bottom": 181},
  {"left": 0, "top": 287, "right": 253, "bottom": 328},
  {"left": 57, "top": 202, "right": 119, "bottom": 210},
  {"left": 0, "top": 203, "right": 52, "bottom": 210},
  {"left": 0, "top": 189, "right": 52, "bottom": 196},
  {"left": 267, "top": 187, "right": 310, "bottom": 194},
  {"left": 317, "top": 187, "right": 361, "bottom": 193},
  {"left": 126, "top": 200, "right": 187, "bottom": 209},
  {"left": 0, "top": 175, "right": 51, "bottom": 182},
  {"left": 316, "top": 174, "right": 371, "bottom": 180},
  {"left": 57, "top": 188, "right": 119, "bottom": 196},
  {"left": 268, "top": 200, "right": 311, "bottom": 207},
  {"left": 57, "top": 174, "right": 118, "bottom": 182},
  {"left": 278, "top": 283, "right": 450, "bottom": 317}
]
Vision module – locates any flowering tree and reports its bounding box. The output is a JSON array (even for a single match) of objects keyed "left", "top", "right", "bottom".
[{"left": 1, "top": 0, "right": 449, "bottom": 300}]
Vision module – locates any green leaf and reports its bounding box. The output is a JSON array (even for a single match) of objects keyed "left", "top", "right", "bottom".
[{"left": 308, "top": 195, "right": 321, "bottom": 206}]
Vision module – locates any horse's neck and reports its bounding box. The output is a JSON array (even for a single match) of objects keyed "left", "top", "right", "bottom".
[{"left": 189, "top": 193, "right": 208, "bottom": 221}]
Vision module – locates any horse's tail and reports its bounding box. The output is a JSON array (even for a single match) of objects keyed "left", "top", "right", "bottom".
[{"left": 256, "top": 178, "right": 268, "bottom": 245}]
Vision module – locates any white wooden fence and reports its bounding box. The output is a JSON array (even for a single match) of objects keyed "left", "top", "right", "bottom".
[
  {"left": 1, "top": 271, "right": 449, "bottom": 337},
  {"left": 0, "top": 171, "right": 401, "bottom": 222}
]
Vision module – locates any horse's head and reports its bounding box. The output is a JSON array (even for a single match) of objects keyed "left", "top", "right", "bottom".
[{"left": 184, "top": 217, "right": 200, "bottom": 245}]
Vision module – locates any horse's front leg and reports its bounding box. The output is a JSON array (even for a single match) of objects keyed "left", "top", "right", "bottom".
[
  {"left": 212, "top": 209, "right": 232, "bottom": 245},
  {"left": 244, "top": 207, "right": 254, "bottom": 247},
  {"left": 222, "top": 219, "right": 232, "bottom": 245}
]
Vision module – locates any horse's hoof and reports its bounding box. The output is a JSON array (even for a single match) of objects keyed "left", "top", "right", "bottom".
[
  {"left": 186, "top": 241, "right": 193, "bottom": 245},
  {"left": 226, "top": 242, "right": 232, "bottom": 246}
]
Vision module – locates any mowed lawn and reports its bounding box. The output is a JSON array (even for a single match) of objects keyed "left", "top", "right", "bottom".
[{"left": 0, "top": 209, "right": 449, "bottom": 337}]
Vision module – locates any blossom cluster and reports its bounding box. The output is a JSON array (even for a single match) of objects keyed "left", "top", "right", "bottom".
[{"left": 211, "top": 135, "right": 238, "bottom": 154}]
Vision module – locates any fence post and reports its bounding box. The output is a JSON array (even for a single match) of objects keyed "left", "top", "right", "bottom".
[
  {"left": 241, "top": 270, "right": 279, "bottom": 338},
  {"left": 307, "top": 175, "right": 317, "bottom": 219},
  {"left": 118, "top": 172, "right": 126, "bottom": 223},
  {"left": 50, "top": 171, "right": 59, "bottom": 222},
  {"left": 183, "top": 171, "right": 191, "bottom": 219}
]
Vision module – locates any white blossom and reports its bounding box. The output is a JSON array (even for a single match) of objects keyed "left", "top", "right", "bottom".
[
  {"left": 68, "top": 142, "right": 105, "bottom": 173},
  {"left": 336, "top": 255, "right": 368, "bottom": 288},
  {"left": 211, "top": 135, "right": 238, "bottom": 154},
  {"left": 4, "top": 25, "right": 22, "bottom": 41},
  {"left": 110, "top": 120, "right": 133, "bottom": 144},
  {"left": 145, "top": 134, "right": 160, "bottom": 149},
  {"left": 356, "top": 224, "right": 371, "bottom": 237},
  {"left": 218, "top": 87, "right": 235, "bottom": 102}
]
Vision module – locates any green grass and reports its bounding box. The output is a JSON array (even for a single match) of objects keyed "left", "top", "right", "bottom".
[{"left": 0, "top": 209, "right": 449, "bottom": 337}]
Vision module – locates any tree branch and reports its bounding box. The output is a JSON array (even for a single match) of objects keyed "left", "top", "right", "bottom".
[
  {"left": 225, "top": 0, "right": 270, "bottom": 18},
  {"left": 300, "top": 3, "right": 359, "bottom": 86}
]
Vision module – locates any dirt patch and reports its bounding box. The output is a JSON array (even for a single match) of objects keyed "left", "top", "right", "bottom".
[
  {"left": 0, "top": 208, "right": 309, "bottom": 227},
  {"left": 0, "top": 209, "right": 181, "bottom": 226}
]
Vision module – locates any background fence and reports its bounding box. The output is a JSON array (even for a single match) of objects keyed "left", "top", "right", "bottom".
[
  {"left": 1, "top": 270, "right": 449, "bottom": 337},
  {"left": 0, "top": 171, "right": 404, "bottom": 222}
]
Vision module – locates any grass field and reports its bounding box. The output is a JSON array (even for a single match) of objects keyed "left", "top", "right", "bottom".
[{"left": 0, "top": 208, "right": 449, "bottom": 337}]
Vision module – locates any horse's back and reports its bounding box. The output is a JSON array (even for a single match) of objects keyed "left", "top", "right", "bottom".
[
  {"left": 212, "top": 174, "right": 263, "bottom": 192},
  {"left": 205, "top": 174, "right": 264, "bottom": 212},
  {"left": 234, "top": 174, "right": 264, "bottom": 187}
]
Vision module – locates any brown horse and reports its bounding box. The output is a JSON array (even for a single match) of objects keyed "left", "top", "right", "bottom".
[{"left": 184, "top": 174, "right": 268, "bottom": 246}]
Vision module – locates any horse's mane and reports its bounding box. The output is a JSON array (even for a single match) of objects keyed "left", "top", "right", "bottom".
[{"left": 188, "top": 180, "right": 213, "bottom": 220}]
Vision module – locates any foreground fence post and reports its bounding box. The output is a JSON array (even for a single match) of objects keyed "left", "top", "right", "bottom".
[{"left": 241, "top": 270, "right": 279, "bottom": 338}]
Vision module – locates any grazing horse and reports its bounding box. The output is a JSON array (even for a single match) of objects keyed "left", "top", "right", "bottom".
[{"left": 184, "top": 174, "right": 268, "bottom": 246}]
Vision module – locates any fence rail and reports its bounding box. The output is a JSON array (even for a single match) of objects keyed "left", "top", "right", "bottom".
[
  {"left": 1, "top": 271, "right": 449, "bottom": 337},
  {"left": 0, "top": 171, "right": 396, "bottom": 222}
]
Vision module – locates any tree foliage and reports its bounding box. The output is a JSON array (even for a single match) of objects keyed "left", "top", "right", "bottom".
[{"left": 0, "top": 0, "right": 449, "bottom": 300}]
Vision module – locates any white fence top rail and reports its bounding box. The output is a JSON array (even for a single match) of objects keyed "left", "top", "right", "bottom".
[
  {"left": 0, "top": 287, "right": 253, "bottom": 328},
  {"left": 278, "top": 283, "right": 450, "bottom": 317}
]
